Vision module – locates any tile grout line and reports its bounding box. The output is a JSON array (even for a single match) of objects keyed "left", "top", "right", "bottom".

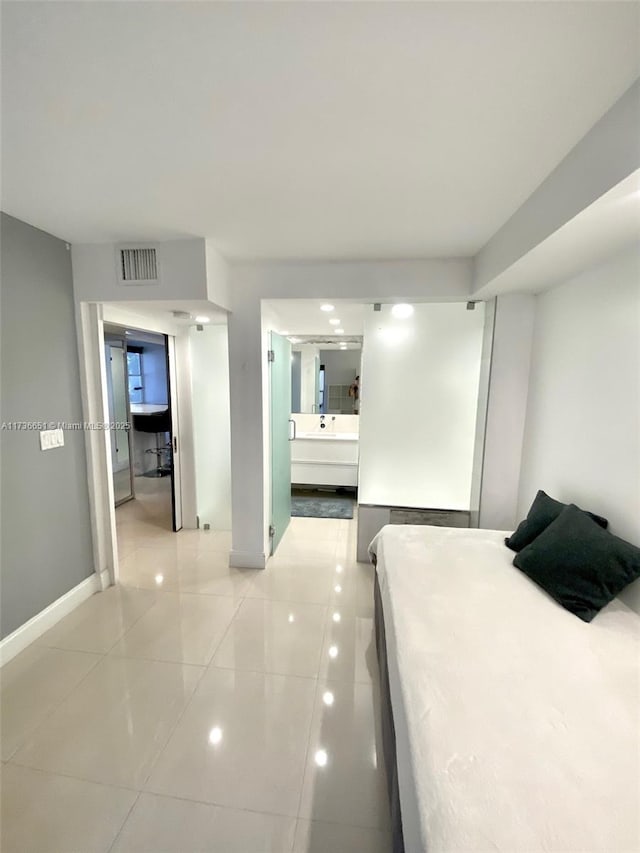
[
  {"left": 6, "top": 758, "right": 142, "bottom": 794},
  {"left": 292, "top": 589, "right": 336, "bottom": 821},
  {"left": 105, "top": 790, "right": 142, "bottom": 853},
  {"left": 3, "top": 648, "right": 106, "bottom": 763},
  {"left": 136, "top": 584, "right": 248, "bottom": 791}
]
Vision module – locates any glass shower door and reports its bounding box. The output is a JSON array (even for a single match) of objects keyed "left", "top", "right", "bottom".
[{"left": 270, "top": 331, "right": 292, "bottom": 554}]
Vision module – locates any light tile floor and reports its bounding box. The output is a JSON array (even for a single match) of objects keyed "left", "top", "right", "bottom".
[{"left": 1, "top": 489, "right": 390, "bottom": 852}]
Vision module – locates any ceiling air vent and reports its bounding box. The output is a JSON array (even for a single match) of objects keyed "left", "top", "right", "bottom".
[{"left": 117, "top": 246, "right": 159, "bottom": 285}]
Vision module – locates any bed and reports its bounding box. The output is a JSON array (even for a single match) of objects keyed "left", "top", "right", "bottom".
[{"left": 369, "top": 524, "right": 640, "bottom": 853}]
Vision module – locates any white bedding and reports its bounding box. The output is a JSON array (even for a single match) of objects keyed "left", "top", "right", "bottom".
[{"left": 369, "top": 525, "right": 640, "bottom": 853}]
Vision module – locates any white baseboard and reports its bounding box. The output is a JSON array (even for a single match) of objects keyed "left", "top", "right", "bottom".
[
  {"left": 0, "top": 570, "right": 109, "bottom": 667},
  {"left": 229, "top": 550, "right": 266, "bottom": 570}
]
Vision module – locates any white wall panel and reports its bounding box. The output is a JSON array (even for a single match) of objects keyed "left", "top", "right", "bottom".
[
  {"left": 518, "top": 245, "right": 640, "bottom": 545},
  {"left": 189, "top": 324, "right": 232, "bottom": 530},
  {"left": 358, "top": 303, "right": 484, "bottom": 510}
]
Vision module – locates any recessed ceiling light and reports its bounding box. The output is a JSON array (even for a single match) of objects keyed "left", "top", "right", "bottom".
[
  {"left": 208, "top": 726, "right": 223, "bottom": 745},
  {"left": 339, "top": 345, "right": 347, "bottom": 350},
  {"left": 391, "top": 303, "right": 414, "bottom": 319},
  {"left": 336, "top": 329, "right": 344, "bottom": 335},
  {"left": 320, "top": 304, "right": 335, "bottom": 312},
  {"left": 329, "top": 318, "right": 340, "bottom": 326},
  {"left": 314, "top": 749, "right": 328, "bottom": 767},
  {"left": 194, "top": 315, "right": 210, "bottom": 323}
]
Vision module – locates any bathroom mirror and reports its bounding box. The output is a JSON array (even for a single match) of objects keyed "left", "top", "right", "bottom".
[{"left": 291, "top": 341, "right": 362, "bottom": 415}]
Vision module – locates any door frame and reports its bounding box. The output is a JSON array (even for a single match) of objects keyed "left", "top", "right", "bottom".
[
  {"left": 103, "top": 329, "right": 135, "bottom": 506},
  {"left": 76, "top": 302, "right": 197, "bottom": 587},
  {"left": 166, "top": 334, "right": 183, "bottom": 531}
]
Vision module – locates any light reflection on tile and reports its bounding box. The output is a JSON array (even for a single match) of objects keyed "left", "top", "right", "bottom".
[
  {"left": 319, "top": 612, "right": 376, "bottom": 684},
  {"left": 12, "top": 656, "right": 203, "bottom": 788},
  {"left": 298, "top": 680, "right": 389, "bottom": 830},
  {"left": 145, "top": 668, "right": 316, "bottom": 816},
  {"left": 211, "top": 598, "right": 327, "bottom": 677}
]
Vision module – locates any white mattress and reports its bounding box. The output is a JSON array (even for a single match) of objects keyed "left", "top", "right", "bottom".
[{"left": 369, "top": 525, "right": 640, "bottom": 853}]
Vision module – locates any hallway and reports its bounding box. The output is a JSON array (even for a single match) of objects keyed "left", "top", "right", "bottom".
[{"left": 1, "top": 508, "right": 390, "bottom": 852}]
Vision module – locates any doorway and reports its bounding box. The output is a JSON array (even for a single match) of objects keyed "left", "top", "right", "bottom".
[
  {"left": 265, "top": 300, "right": 365, "bottom": 549},
  {"left": 104, "top": 325, "right": 181, "bottom": 534}
]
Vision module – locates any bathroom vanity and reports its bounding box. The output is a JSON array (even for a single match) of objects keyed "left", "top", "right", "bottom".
[{"left": 290, "top": 414, "right": 359, "bottom": 487}]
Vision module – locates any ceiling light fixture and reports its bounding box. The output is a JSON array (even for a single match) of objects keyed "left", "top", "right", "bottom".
[
  {"left": 194, "top": 315, "right": 210, "bottom": 323},
  {"left": 314, "top": 749, "right": 328, "bottom": 767},
  {"left": 391, "top": 303, "right": 414, "bottom": 319},
  {"left": 320, "top": 304, "right": 335, "bottom": 312},
  {"left": 329, "top": 318, "right": 340, "bottom": 326},
  {"left": 208, "top": 726, "right": 223, "bottom": 745}
]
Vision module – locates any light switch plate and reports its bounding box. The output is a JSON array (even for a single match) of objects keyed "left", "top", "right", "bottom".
[{"left": 40, "top": 428, "right": 64, "bottom": 450}]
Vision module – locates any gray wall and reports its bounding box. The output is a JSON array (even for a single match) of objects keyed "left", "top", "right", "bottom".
[{"left": 1, "top": 214, "right": 94, "bottom": 639}]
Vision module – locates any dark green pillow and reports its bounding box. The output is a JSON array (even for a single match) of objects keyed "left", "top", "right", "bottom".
[
  {"left": 513, "top": 504, "right": 640, "bottom": 622},
  {"left": 505, "top": 489, "right": 608, "bottom": 552}
]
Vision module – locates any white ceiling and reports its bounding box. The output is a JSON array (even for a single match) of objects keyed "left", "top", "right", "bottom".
[
  {"left": 265, "top": 300, "right": 367, "bottom": 336},
  {"left": 105, "top": 299, "right": 228, "bottom": 333},
  {"left": 2, "top": 2, "right": 639, "bottom": 259}
]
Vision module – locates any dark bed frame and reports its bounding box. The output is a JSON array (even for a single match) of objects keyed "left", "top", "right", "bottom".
[{"left": 375, "top": 572, "right": 406, "bottom": 853}]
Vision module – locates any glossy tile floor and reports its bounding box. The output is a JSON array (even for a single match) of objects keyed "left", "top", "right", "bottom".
[{"left": 1, "top": 486, "right": 390, "bottom": 852}]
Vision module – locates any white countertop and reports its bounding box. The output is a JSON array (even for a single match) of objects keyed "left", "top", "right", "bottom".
[{"left": 295, "top": 431, "right": 359, "bottom": 441}]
